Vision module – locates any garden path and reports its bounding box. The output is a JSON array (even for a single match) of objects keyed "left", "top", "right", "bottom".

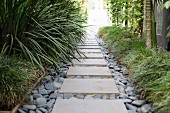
[{"left": 51, "top": 34, "right": 128, "bottom": 113}]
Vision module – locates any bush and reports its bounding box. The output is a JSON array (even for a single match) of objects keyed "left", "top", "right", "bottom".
[
  {"left": 98, "top": 26, "right": 170, "bottom": 112},
  {"left": 0, "top": 56, "right": 37, "bottom": 110},
  {"left": 0, "top": 0, "right": 86, "bottom": 70}
]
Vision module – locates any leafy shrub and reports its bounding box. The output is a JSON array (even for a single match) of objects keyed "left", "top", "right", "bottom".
[
  {"left": 0, "top": 56, "right": 37, "bottom": 109},
  {"left": 98, "top": 26, "right": 170, "bottom": 112},
  {"left": 0, "top": 0, "right": 86, "bottom": 70}
]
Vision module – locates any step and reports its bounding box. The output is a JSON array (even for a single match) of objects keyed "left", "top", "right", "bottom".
[
  {"left": 67, "top": 67, "right": 112, "bottom": 77},
  {"left": 52, "top": 99, "right": 128, "bottom": 113},
  {"left": 72, "top": 59, "right": 107, "bottom": 66},
  {"left": 59, "top": 79, "right": 119, "bottom": 94},
  {"left": 79, "top": 49, "right": 101, "bottom": 53},
  {"left": 78, "top": 43, "right": 99, "bottom": 46},
  {"left": 84, "top": 41, "right": 97, "bottom": 43},
  {"left": 78, "top": 46, "right": 101, "bottom": 49},
  {"left": 75, "top": 53, "right": 103, "bottom": 59}
]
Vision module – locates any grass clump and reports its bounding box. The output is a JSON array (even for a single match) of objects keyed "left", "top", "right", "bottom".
[
  {"left": 0, "top": 56, "right": 38, "bottom": 110},
  {"left": 0, "top": 0, "right": 86, "bottom": 70},
  {"left": 98, "top": 26, "right": 170, "bottom": 113}
]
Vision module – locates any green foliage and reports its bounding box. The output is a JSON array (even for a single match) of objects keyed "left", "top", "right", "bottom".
[
  {"left": 0, "top": 0, "right": 86, "bottom": 70},
  {"left": 98, "top": 26, "right": 170, "bottom": 113},
  {"left": 107, "top": 0, "right": 143, "bottom": 34},
  {"left": 98, "top": 26, "right": 145, "bottom": 55},
  {"left": 164, "top": 0, "right": 170, "bottom": 9},
  {"left": 0, "top": 56, "right": 36, "bottom": 109}
]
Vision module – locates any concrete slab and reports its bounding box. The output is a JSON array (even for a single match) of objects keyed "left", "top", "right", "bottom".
[
  {"left": 72, "top": 59, "right": 107, "bottom": 66},
  {"left": 84, "top": 41, "right": 97, "bottom": 43},
  {"left": 52, "top": 99, "right": 128, "bottom": 113},
  {"left": 79, "top": 49, "right": 101, "bottom": 53},
  {"left": 84, "top": 40, "right": 97, "bottom": 43},
  {"left": 67, "top": 67, "right": 111, "bottom": 76},
  {"left": 78, "top": 43, "right": 99, "bottom": 46},
  {"left": 75, "top": 53, "right": 103, "bottom": 59},
  {"left": 78, "top": 46, "right": 100, "bottom": 49},
  {"left": 59, "top": 79, "right": 119, "bottom": 94}
]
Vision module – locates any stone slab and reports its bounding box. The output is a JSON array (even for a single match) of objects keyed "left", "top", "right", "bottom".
[
  {"left": 79, "top": 49, "right": 101, "bottom": 53},
  {"left": 52, "top": 99, "right": 128, "bottom": 113},
  {"left": 75, "top": 53, "right": 103, "bottom": 59},
  {"left": 67, "top": 67, "right": 111, "bottom": 76},
  {"left": 78, "top": 43, "right": 99, "bottom": 46},
  {"left": 59, "top": 79, "right": 119, "bottom": 94},
  {"left": 78, "top": 46, "right": 100, "bottom": 49},
  {"left": 72, "top": 59, "right": 107, "bottom": 66},
  {"left": 84, "top": 40, "right": 97, "bottom": 43},
  {"left": 83, "top": 41, "right": 98, "bottom": 43}
]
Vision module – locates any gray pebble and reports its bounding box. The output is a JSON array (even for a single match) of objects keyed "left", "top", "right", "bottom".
[
  {"left": 33, "top": 94, "right": 43, "bottom": 99},
  {"left": 94, "top": 94, "right": 102, "bottom": 99},
  {"left": 36, "top": 98, "right": 47, "bottom": 105},
  {"left": 39, "top": 89, "right": 48, "bottom": 95},
  {"left": 128, "top": 110, "right": 137, "bottom": 113},
  {"left": 23, "top": 105, "right": 36, "bottom": 110},
  {"left": 32, "top": 90, "right": 38, "bottom": 94},
  {"left": 58, "top": 77, "right": 64, "bottom": 83},
  {"left": 38, "top": 85, "right": 45, "bottom": 90},
  {"left": 45, "top": 83, "right": 54, "bottom": 90},
  {"left": 36, "top": 109, "right": 42, "bottom": 113},
  {"left": 126, "top": 103, "right": 137, "bottom": 111},
  {"left": 18, "top": 109, "right": 26, "bottom": 113},
  {"left": 53, "top": 82, "right": 61, "bottom": 89},
  {"left": 49, "top": 92, "right": 58, "bottom": 99},
  {"left": 120, "top": 99, "right": 132, "bottom": 103},
  {"left": 57, "top": 94, "right": 63, "bottom": 98},
  {"left": 39, "top": 107, "right": 47, "bottom": 112},
  {"left": 29, "top": 110, "right": 36, "bottom": 113},
  {"left": 84, "top": 95, "right": 94, "bottom": 100},
  {"left": 132, "top": 100, "right": 146, "bottom": 107},
  {"left": 47, "top": 99, "right": 55, "bottom": 108},
  {"left": 76, "top": 94, "right": 84, "bottom": 99},
  {"left": 64, "top": 93, "right": 74, "bottom": 99},
  {"left": 140, "top": 104, "right": 151, "bottom": 112},
  {"left": 128, "top": 96, "right": 137, "bottom": 101},
  {"left": 37, "top": 104, "right": 48, "bottom": 108}
]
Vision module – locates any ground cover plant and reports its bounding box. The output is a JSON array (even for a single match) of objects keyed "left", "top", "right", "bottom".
[
  {"left": 98, "top": 26, "right": 170, "bottom": 113},
  {"left": 0, "top": 56, "right": 40, "bottom": 110}
]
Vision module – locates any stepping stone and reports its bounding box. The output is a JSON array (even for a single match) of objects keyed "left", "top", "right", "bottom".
[
  {"left": 78, "top": 43, "right": 99, "bottom": 46},
  {"left": 75, "top": 53, "right": 103, "bottom": 59},
  {"left": 84, "top": 41, "right": 97, "bottom": 43},
  {"left": 78, "top": 46, "right": 100, "bottom": 49},
  {"left": 79, "top": 49, "right": 101, "bottom": 53},
  {"left": 85, "top": 40, "right": 96, "bottom": 42},
  {"left": 59, "top": 79, "right": 119, "bottom": 94},
  {"left": 67, "top": 67, "right": 112, "bottom": 77},
  {"left": 72, "top": 59, "right": 107, "bottom": 66},
  {"left": 52, "top": 99, "right": 128, "bottom": 113}
]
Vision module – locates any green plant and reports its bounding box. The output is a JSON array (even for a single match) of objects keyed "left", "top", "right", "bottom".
[
  {"left": 106, "top": 0, "right": 143, "bottom": 34},
  {"left": 0, "top": 0, "right": 86, "bottom": 70},
  {"left": 0, "top": 56, "right": 37, "bottom": 109},
  {"left": 98, "top": 26, "right": 170, "bottom": 113}
]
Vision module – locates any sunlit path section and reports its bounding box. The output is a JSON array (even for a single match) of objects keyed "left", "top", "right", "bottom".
[{"left": 86, "top": 0, "right": 112, "bottom": 34}]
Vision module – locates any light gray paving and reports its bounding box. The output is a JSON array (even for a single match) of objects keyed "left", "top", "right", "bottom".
[
  {"left": 59, "top": 79, "right": 119, "bottom": 94},
  {"left": 78, "top": 46, "right": 100, "bottom": 49},
  {"left": 72, "top": 59, "right": 107, "bottom": 66},
  {"left": 75, "top": 53, "right": 103, "bottom": 59},
  {"left": 52, "top": 99, "right": 128, "bottom": 113},
  {"left": 67, "top": 67, "right": 112, "bottom": 76},
  {"left": 79, "top": 49, "right": 101, "bottom": 53}
]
